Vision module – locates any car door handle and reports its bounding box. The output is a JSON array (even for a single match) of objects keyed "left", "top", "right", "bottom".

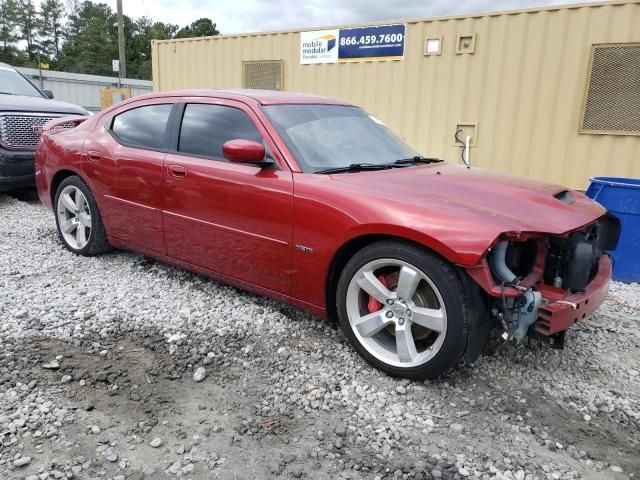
[
  {"left": 87, "top": 150, "right": 102, "bottom": 162},
  {"left": 168, "top": 164, "right": 187, "bottom": 178}
]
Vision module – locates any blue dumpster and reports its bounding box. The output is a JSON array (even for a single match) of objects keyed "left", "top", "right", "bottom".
[{"left": 586, "top": 177, "right": 640, "bottom": 283}]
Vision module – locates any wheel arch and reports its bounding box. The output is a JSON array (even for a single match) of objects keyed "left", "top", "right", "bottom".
[
  {"left": 51, "top": 171, "right": 112, "bottom": 256},
  {"left": 325, "top": 232, "right": 491, "bottom": 365},
  {"left": 50, "top": 168, "right": 86, "bottom": 207},
  {"left": 325, "top": 233, "right": 463, "bottom": 323}
]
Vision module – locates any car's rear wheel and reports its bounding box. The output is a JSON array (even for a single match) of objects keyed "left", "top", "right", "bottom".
[
  {"left": 336, "top": 240, "right": 469, "bottom": 379},
  {"left": 54, "top": 176, "right": 110, "bottom": 256}
]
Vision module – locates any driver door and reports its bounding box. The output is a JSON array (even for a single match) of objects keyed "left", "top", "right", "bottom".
[{"left": 161, "top": 99, "right": 294, "bottom": 296}]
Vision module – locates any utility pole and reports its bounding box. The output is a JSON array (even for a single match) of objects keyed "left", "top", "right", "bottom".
[
  {"left": 116, "top": 0, "right": 126, "bottom": 80},
  {"left": 37, "top": 52, "right": 43, "bottom": 88}
]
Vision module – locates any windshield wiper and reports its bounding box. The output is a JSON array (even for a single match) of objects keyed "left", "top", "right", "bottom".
[
  {"left": 0, "top": 91, "right": 17, "bottom": 95},
  {"left": 314, "top": 157, "right": 442, "bottom": 174},
  {"left": 315, "top": 163, "right": 396, "bottom": 174},
  {"left": 392, "top": 155, "right": 443, "bottom": 165}
]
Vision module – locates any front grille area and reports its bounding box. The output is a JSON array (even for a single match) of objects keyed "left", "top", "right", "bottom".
[
  {"left": 543, "top": 215, "right": 620, "bottom": 292},
  {"left": 0, "top": 113, "right": 75, "bottom": 150}
]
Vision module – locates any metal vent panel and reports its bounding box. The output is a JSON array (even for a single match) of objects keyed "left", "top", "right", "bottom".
[
  {"left": 581, "top": 43, "right": 640, "bottom": 135},
  {"left": 242, "top": 60, "right": 284, "bottom": 90},
  {"left": 0, "top": 113, "right": 76, "bottom": 150}
]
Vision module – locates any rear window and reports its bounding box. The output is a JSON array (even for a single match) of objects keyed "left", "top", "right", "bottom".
[{"left": 111, "top": 104, "right": 173, "bottom": 150}]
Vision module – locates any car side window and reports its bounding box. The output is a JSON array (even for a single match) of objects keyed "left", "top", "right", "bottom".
[
  {"left": 178, "top": 104, "right": 263, "bottom": 159},
  {"left": 110, "top": 104, "right": 173, "bottom": 150}
]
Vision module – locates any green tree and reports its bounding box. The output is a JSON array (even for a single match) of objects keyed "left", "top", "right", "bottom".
[
  {"left": 175, "top": 17, "right": 219, "bottom": 39},
  {"left": 4, "top": 0, "right": 221, "bottom": 79},
  {"left": 15, "top": 0, "right": 38, "bottom": 60},
  {"left": 126, "top": 16, "right": 177, "bottom": 78},
  {"left": 126, "top": 17, "right": 179, "bottom": 79},
  {"left": 64, "top": 0, "right": 80, "bottom": 33},
  {"left": 57, "top": 1, "right": 117, "bottom": 76},
  {"left": 0, "top": 0, "right": 19, "bottom": 60},
  {"left": 39, "top": 0, "right": 65, "bottom": 61}
]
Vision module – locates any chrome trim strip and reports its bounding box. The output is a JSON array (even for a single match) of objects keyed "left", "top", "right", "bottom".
[
  {"left": 163, "top": 209, "right": 289, "bottom": 247},
  {"left": 103, "top": 194, "right": 159, "bottom": 212}
]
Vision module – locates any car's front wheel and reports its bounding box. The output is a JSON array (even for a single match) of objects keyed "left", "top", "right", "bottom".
[
  {"left": 336, "top": 240, "right": 469, "bottom": 379},
  {"left": 54, "top": 176, "right": 111, "bottom": 256}
]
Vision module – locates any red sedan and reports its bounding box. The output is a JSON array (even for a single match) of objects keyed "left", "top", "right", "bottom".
[{"left": 35, "top": 90, "right": 619, "bottom": 379}]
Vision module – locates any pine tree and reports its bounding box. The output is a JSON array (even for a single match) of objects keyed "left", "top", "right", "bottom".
[
  {"left": 38, "top": 0, "right": 65, "bottom": 61},
  {"left": 175, "top": 18, "right": 219, "bottom": 39},
  {"left": 57, "top": 1, "right": 117, "bottom": 75},
  {"left": 15, "top": 0, "right": 38, "bottom": 60},
  {"left": 0, "top": 0, "right": 19, "bottom": 55},
  {"left": 3, "top": 0, "right": 220, "bottom": 78}
]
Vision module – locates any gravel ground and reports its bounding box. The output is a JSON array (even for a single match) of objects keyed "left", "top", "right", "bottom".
[{"left": 0, "top": 192, "right": 639, "bottom": 480}]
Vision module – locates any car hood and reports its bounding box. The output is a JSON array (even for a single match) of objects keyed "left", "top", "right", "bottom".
[
  {"left": 331, "top": 163, "right": 605, "bottom": 235},
  {"left": 0, "top": 93, "right": 88, "bottom": 115}
]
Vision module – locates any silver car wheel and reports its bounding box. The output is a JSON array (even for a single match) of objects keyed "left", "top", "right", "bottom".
[
  {"left": 345, "top": 258, "right": 448, "bottom": 369},
  {"left": 57, "top": 185, "right": 92, "bottom": 250}
]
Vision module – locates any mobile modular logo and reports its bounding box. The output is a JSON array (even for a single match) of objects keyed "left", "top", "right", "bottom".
[{"left": 300, "top": 29, "right": 339, "bottom": 64}]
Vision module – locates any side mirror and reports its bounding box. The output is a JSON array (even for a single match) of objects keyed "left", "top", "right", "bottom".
[
  {"left": 42, "top": 89, "right": 54, "bottom": 99},
  {"left": 223, "top": 139, "right": 272, "bottom": 167}
]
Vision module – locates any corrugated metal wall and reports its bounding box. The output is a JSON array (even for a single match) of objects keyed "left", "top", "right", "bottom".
[
  {"left": 16, "top": 67, "right": 153, "bottom": 112},
  {"left": 152, "top": 1, "right": 640, "bottom": 189}
]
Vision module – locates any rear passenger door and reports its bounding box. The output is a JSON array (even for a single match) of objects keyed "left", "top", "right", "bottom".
[
  {"left": 161, "top": 99, "right": 293, "bottom": 296},
  {"left": 83, "top": 100, "right": 178, "bottom": 254}
]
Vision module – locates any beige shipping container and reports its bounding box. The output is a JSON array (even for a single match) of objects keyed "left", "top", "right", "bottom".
[{"left": 152, "top": 0, "right": 640, "bottom": 190}]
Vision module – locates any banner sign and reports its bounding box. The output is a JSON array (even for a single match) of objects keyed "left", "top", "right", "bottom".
[
  {"left": 300, "top": 29, "right": 339, "bottom": 64},
  {"left": 300, "top": 24, "right": 405, "bottom": 64},
  {"left": 338, "top": 24, "right": 405, "bottom": 62}
]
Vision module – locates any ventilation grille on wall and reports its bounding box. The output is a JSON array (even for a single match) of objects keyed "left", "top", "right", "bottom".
[
  {"left": 242, "top": 60, "right": 284, "bottom": 90},
  {"left": 581, "top": 43, "right": 640, "bottom": 135}
]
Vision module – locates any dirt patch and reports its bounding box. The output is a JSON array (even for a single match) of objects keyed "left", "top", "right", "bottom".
[{"left": 2, "top": 335, "right": 358, "bottom": 479}]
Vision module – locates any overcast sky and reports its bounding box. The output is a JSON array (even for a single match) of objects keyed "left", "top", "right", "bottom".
[{"left": 97, "top": 0, "right": 599, "bottom": 34}]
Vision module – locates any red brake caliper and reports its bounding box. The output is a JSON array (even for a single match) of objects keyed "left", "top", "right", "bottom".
[{"left": 367, "top": 275, "right": 389, "bottom": 313}]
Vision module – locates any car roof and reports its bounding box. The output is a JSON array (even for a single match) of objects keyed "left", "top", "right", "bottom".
[
  {"left": 134, "top": 89, "right": 353, "bottom": 106},
  {"left": 0, "top": 62, "right": 17, "bottom": 71}
]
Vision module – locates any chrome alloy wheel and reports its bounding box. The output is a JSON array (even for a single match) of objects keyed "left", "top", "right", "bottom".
[
  {"left": 56, "top": 185, "right": 92, "bottom": 250},
  {"left": 345, "top": 258, "right": 448, "bottom": 368}
]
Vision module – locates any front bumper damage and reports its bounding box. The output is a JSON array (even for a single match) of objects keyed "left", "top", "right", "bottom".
[
  {"left": 464, "top": 216, "right": 618, "bottom": 344},
  {"left": 535, "top": 254, "right": 611, "bottom": 335}
]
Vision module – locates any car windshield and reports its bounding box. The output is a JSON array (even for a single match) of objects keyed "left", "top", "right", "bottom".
[
  {"left": 263, "top": 104, "right": 422, "bottom": 172},
  {"left": 0, "top": 66, "right": 44, "bottom": 97}
]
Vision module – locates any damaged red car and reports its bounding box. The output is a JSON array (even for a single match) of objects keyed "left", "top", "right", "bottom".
[{"left": 35, "top": 90, "right": 620, "bottom": 379}]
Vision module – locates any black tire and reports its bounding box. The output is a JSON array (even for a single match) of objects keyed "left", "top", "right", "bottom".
[
  {"left": 336, "top": 240, "right": 469, "bottom": 379},
  {"left": 54, "top": 176, "right": 111, "bottom": 256},
  {"left": 8, "top": 188, "right": 39, "bottom": 202}
]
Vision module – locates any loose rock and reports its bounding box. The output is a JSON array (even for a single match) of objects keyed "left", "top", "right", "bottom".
[
  {"left": 193, "top": 367, "right": 207, "bottom": 383},
  {"left": 150, "top": 437, "right": 163, "bottom": 448},
  {"left": 13, "top": 456, "right": 31, "bottom": 467}
]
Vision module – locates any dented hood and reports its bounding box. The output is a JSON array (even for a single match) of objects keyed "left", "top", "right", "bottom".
[{"left": 331, "top": 163, "right": 605, "bottom": 235}]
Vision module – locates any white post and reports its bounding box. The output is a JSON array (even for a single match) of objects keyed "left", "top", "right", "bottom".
[{"left": 464, "top": 135, "right": 471, "bottom": 168}]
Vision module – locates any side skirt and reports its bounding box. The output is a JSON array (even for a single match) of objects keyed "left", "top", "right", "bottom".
[{"left": 106, "top": 236, "right": 327, "bottom": 319}]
